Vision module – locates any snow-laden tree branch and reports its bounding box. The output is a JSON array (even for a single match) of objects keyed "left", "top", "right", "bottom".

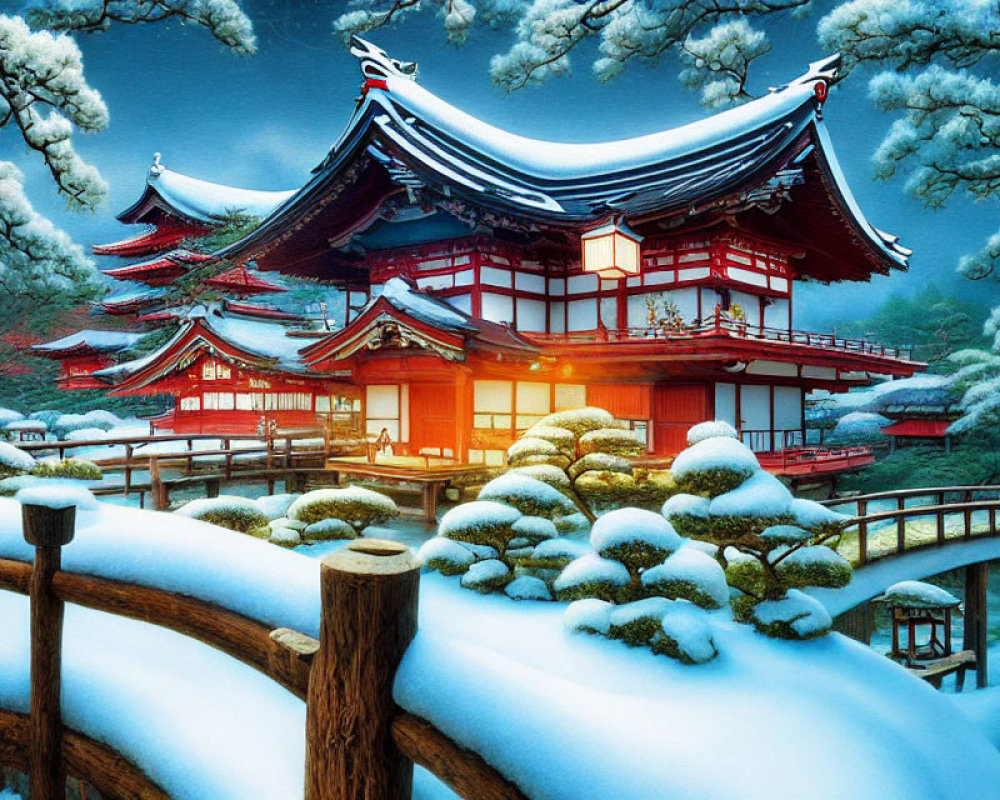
[
  {"left": 26, "top": 0, "right": 257, "bottom": 55},
  {"left": 333, "top": 0, "right": 808, "bottom": 91},
  {"left": 0, "top": 160, "right": 99, "bottom": 341}
]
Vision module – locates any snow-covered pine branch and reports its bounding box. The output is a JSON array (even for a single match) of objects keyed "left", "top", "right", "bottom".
[
  {"left": 26, "top": 0, "right": 257, "bottom": 55},
  {"left": 679, "top": 20, "right": 770, "bottom": 109}
]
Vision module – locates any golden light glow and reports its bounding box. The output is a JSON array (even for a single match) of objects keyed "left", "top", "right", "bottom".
[{"left": 581, "top": 221, "right": 643, "bottom": 279}]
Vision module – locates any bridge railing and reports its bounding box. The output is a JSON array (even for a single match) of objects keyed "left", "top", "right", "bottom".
[
  {"left": 831, "top": 494, "right": 1000, "bottom": 566},
  {"left": 0, "top": 505, "right": 522, "bottom": 800}
]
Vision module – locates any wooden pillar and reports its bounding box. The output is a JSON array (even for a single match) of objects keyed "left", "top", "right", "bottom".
[
  {"left": 205, "top": 478, "right": 222, "bottom": 499},
  {"left": 150, "top": 457, "right": 168, "bottom": 511},
  {"left": 22, "top": 502, "right": 76, "bottom": 800},
  {"left": 964, "top": 562, "right": 990, "bottom": 689},
  {"left": 305, "top": 540, "right": 421, "bottom": 800},
  {"left": 833, "top": 602, "right": 872, "bottom": 645}
]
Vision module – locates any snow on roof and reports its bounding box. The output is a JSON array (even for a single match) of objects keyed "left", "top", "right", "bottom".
[
  {"left": 202, "top": 309, "right": 307, "bottom": 370},
  {"left": 380, "top": 277, "right": 474, "bottom": 331},
  {"left": 120, "top": 159, "right": 296, "bottom": 225},
  {"left": 33, "top": 329, "right": 148, "bottom": 354}
]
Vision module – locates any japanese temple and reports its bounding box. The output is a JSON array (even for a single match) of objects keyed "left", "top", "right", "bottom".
[{"left": 37, "top": 39, "right": 925, "bottom": 474}]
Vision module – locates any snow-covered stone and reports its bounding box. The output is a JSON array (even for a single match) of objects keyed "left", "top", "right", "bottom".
[
  {"left": 268, "top": 527, "right": 302, "bottom": 548},
  {"left": 302, "top": 518, "right": 356, "bottom": 541},
  {"left": 174, "top": 495, "right": 267, "bottom": 533},
  {"left": 255, "top": 493, "right": 301, "bottom": 520}
]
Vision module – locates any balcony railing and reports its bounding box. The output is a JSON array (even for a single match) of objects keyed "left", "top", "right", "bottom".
[{"left": 525, "top": 311, "right": 912, "bottom": 360}]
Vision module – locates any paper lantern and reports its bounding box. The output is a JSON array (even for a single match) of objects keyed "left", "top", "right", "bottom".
[{"left": 581, "top": 220, "right": 643, "bottom": 279}]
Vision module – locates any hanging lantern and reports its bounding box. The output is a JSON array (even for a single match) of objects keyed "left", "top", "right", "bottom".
[{"left": 581, "top": 219, "right": 643, "bottom": 279}]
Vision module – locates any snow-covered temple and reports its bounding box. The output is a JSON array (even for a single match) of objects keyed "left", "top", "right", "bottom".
[{"left": 40, "top": 39, "right": 923, "bottom": 470}]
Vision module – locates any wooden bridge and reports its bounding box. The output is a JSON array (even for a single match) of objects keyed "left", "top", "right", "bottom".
[{"left": 817, "top": 485, "right": 1000, "bottom": 688}]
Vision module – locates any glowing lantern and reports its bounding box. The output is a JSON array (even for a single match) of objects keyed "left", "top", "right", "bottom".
[{"left": 581, "top": 220, "right": 643, "bottom": 279}]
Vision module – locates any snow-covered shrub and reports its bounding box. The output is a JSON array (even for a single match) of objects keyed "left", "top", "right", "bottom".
[
  {"left": 828, "top": 412, "right": 890, "bottom": 445},
  {"left": 750, "top": 590, "right": 832, "bottom": 640},
  {"left": 579, "top": 428, "right": 644, "bottom": 457},
  {"left": 29, "top": 409, "right": 62, "bottom": 429},
  {"left": 686, "top": 420, "right": 738, "bottom": 446},
  {"left": 477, "top": 473, "right": 578, "bottom": 519},
  {"left": 460, "top": 559, "right": 511, "bottom": 593},
  {"left": 774, "top": 546, "right": 851, "bottom": 590},
  {"left": 513, "top": 537, "right": 589, "bottom": 570},
  {"left": 438, "top": 500, "right": 522, "bottom": 551},
  {"left": 268, "top": 526, "right": 302, "bottom": 548},
  {"left": 417, "top": 537, "right": 477, "bottom": 575},
  {"left": 511, "top": 515, "right": 559, "bottom": 544},
  {"left": 573, "top": 470, "right": 639, "bottom": 512},
  {"left": 660, "top": 424, "right": 852, "bottom": 641},
  {"left": 0, "top": 408, "right": 24, "bottom": 428},
  {"left": 303, "top": 518, "right": 356, "bottom": 541},
  {"left": 508, "top": 464, "right": 572, "bottom": 491},
  {"left": 64, "top": 427, "right": 110, "bottom": 442},
  {"left": 670, "top": 436, "right": 759, "bottom": 496},
  {"left": 255, "top": 493, "right": 300, "bottom": 520},
  {"left": 877, "top": 580, "right": 961, "bottom": 609},
  {"left": 553, "top": 554, "right": 631, "bottom": 602},
  {"left": 590, "top": 508, "right": 681, "bottom": 572},
  {"left": 0, "top": 442, "right": 35, "bottom": 478},
  {"left": 533, "top": 407, "right": 620, "bottom": 436},
  {"left": 662, "top": 493, "right": 711, "bottom": 538},
  {"left": 522, "top": 424, "right": 576, "bottom": 454},
  {"left": 652, "top": 602, "right": 718, "bottom": 664},
  {"left": 53, "top": 412, "right": 115, "bottom": 436},
  {"left": 174, "top": 495, "right": 268, "bottom": 533},
  {"left": 641, "top": 548, "right": 729, "bottom": 610},
  {"left": 507, "top": 437, "right": 562, "bottom": 465},
  {"left": 505, "top": 575, "right": 552, "bottom": 601},
  {"left": 567, "top": 452, "right": 632, "bottom": 480},
  {"left": 287, "top": 486, "right": 398, "bottom": 534},
  {"left": 608, "top": 597, "right": 674, "bottom": 646},
  {"left": 565, "top": 598, "right": 614, "bottom": 634},
  {"left": 31, "top": 457, "right": 102, "bottom": 481}
]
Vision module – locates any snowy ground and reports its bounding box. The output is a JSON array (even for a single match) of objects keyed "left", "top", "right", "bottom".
[{"left": 0, "top": 499, "right": 999, "bottom": 798}]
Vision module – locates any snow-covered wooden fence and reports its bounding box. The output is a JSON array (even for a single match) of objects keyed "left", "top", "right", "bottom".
[{"left": 0, "top": 505, "right": 528, "bottom": 800}]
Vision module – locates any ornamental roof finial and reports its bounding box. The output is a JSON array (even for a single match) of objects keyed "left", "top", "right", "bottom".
[
  {"left": 349, "top": 36, "right": 418, "bottom": 86},
  {"left": 768, "top": 53, "right": 842, "bottom": 116},
  {"left": 149, "top": 152, "right": 163, "bottom": 179}
]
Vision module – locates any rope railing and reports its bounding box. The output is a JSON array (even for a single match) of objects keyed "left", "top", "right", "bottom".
[{"left": 0, "top": 506, "right": 526, "bottom": 800}]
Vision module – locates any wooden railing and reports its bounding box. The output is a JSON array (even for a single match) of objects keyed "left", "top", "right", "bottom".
[
  {"left": 822, "top": 485, "right": 1000, "bottom": 566},
  {"left": 524, "top": 309, "right": 912, "bottom": 360},
  {"left": 0, "top": 505, "right": 527, "bottom": 800}
]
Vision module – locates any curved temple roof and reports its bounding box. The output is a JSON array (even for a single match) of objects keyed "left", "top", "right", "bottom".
[
  {"left": 118, "top": 155, "right": 297, "bottom": 226},
  {"left": 217, "top": 38, "right": 908, "bottom": 280}
]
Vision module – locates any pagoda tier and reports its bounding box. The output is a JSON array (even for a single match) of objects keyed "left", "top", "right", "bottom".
[
  {"left": 204, "top": 265, "right": 287, "bottom": 295},
  {"left": 102, "top": 249, "right": 213, "bottom": 286},
  {"left": 92, "top": 222, "right": 210, "bottom": 257},
  {"left": 92, "top": 155, "right": 295, "bottom": 258},
  {"left": 32, "top": 329, "right": 149, "bottom": 389},
  {"left": 97, "top": 288, "right": 167, "bottom": 316}
]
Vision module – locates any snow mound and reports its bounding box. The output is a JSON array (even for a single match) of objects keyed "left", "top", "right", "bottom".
[
  {"left": 175, "top": 495, "right": 262, "bottom": 520},
  {"left": 504, "top": 575, "right": 552, "bottom": 601},
  {"left": 477, "top": 473, "right": 577, "bottom": 518},
  {"left": 302, "top": 518, "right": 355, "bottom": 541},
  {"left": 554, "top": 554, "right": 631, "bottom": 598},
  {"left": 534, "top": 407, "right": 619, "bottom": 436},
  {"left": 686, "top": 420, "right": 738, "bottom": 445},
  {"left": 531, "top": 537, "right": 589, "bottom": 561},
  {"left": 5, "top": 419, "right": 45, "bottom": 432},
  {"left": 460, "top": 559, "right": 510, "bottom": 592},
  {"left": 878, "top": 580, "right": 961, "bottom": 609},
  {"left": 64, "top": 427, "right": 110, "bottom": 442},
  {"left": 15, "top": 484, "right": 98, "bottom": 511},
  {"left": 439, "top": 500, "right": 522, "bottom": 540},
  {"left": 0, "top": 408, "right": 24, "bottom": 426},
  {"left": 418, "top": 537, "right": 477, "bottom": 574}
]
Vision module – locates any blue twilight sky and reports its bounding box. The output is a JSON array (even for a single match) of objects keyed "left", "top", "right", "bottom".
[{"left": 7, "top": 0, "right": 998, "bottom": 330}]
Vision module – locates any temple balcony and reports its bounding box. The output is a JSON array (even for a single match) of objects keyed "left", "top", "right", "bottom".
[{"left": 742, "top": 429, "right": 875, "bottom": 478}]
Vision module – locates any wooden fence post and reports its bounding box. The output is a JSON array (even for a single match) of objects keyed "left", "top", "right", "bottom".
[
  {"left": 22, "top": 502, "right": 76, "bottom": 800},
  {"left": 305, "top": 540, "right": 421, "bottom": 800},
  {"left": 150, "top": 457, "right": 168, "bottom": 511},
  {"left": 964, "top": 562, "right": 990, "bottom": 689}
]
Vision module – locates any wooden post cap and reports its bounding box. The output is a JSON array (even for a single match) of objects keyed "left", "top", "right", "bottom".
[
  {"left": 322, "top": 539, "right": 418, "bottom": 576},
  {"left": 22, "top": 504, "right": 76, "bottom": 548}
]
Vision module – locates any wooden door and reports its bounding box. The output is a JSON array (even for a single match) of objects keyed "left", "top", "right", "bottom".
[
  {"left": 652, "top": 385, "right": 710, "bottom": 456},
  {"left": 409, "top": 383, "right": 457, "bottom": 457}
]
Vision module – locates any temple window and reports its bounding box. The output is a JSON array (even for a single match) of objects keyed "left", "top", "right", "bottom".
[{"left": 473, "top": 380, "right": 512, "bottom": 430}]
